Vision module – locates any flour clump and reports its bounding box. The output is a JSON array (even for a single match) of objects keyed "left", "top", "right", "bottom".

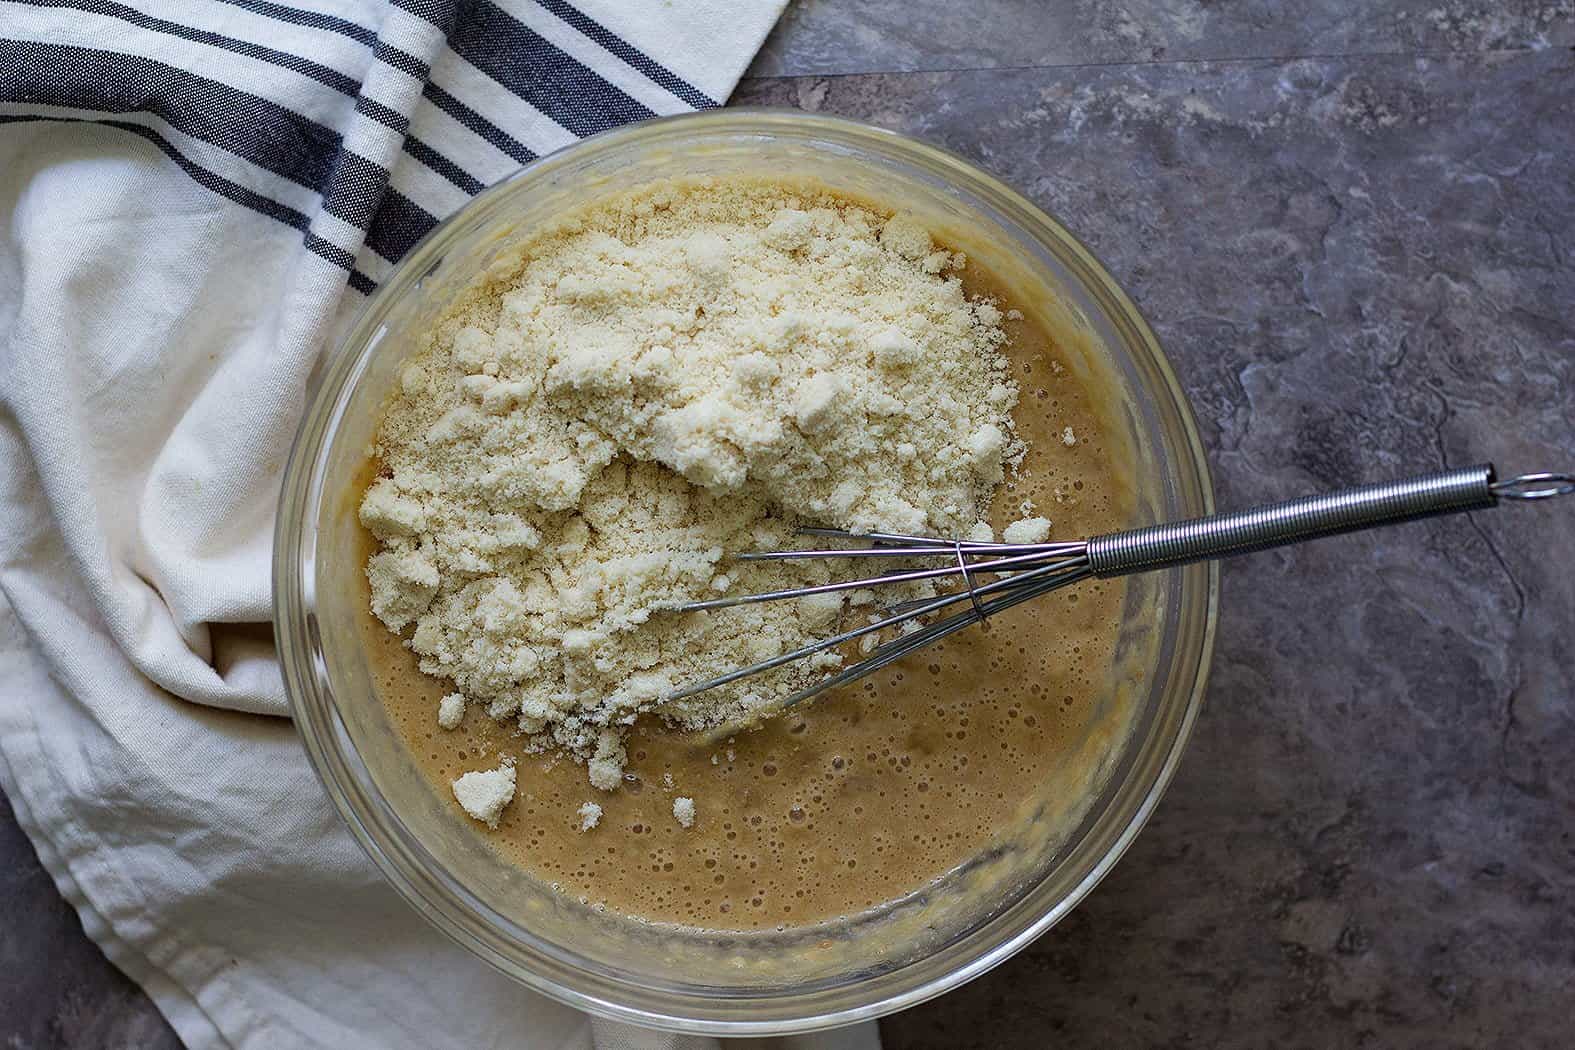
[
  {"left": 672, "top": 797, "right": 697, "bottom": 829},
  {"left": 364, "top": 178, "right": 1026, "bottom": 794},
  {"left": 451, "top": 762, "right": 516, "bottom": 828}
]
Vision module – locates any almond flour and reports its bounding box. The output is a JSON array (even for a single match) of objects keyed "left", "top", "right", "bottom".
[
  {"left": 450, "top": 762, "right": 515, "bottom": 828},
  {"left": 363, "top": 178, "right": 1027, "bottom": 806},
  {"left": 672, "top": 797, "right": 697, "bottom": 829}
]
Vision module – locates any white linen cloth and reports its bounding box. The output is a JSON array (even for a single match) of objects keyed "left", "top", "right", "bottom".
[{"left": 0, "top": 1, "right": 879, "bottom": 1046}]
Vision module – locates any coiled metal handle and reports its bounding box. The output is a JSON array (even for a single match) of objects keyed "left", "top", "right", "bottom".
[{"left": 1087, "top": 464, "right": 1499, "bottom": 578}]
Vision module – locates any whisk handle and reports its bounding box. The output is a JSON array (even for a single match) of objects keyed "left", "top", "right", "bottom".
[{"left": 1087, "top": 464, "right": 1499, "bottom": 577}]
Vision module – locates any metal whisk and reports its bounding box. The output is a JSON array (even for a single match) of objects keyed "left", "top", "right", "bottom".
[{"left": 667, "top": 464, "right": 1573, "bottom": 727}]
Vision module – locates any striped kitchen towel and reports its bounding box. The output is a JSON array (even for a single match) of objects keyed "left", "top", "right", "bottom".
[
  {"left": 0, "top": 3, "right": 880, "bottom": 1049},
  {"left": 0, "top": 0, "right": 780, "bottom": 294}
]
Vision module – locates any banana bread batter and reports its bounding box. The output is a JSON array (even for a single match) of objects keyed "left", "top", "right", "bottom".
[{"left": 357, "top": 242, "right": 1138, "bottom": 930}]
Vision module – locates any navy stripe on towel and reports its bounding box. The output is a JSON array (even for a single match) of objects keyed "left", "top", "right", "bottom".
[
  {"left": 532, "top": 0, "right": 715, "bottom": 109},
  {"left": 365, "top": 187, "right": 439, "bottom": 263},
  {"left": 0, "top": 113, "right": 376, "bottom": 292},
  {"left": 373, "top": 40, "right": 433, "bottom": 81},
  {"left": 18, "top": 0, "right": 363, "bottom": 96},
  {"left": 421, "top": 81, "right": 537, "bottom": 165},
  {"left": 392, "top": 0, "right": 465, "bottom": 36},
  {"left": 401, "top": 137, "right": 485, "bottom": 195},
  {"left": 355, "top": 94, "right": 410, "bottom": 135},
  {"left": 204, "top": 0, "right": 439, "bottom": 87},
  {"left": 208, "top": 0, "right": 379, "bottom": 46},
  {"left": 321, "top": 149, "right": 397, "bottom": 230},
  {"left": 453, "top": 1, "right": 654, "bottom": 139}
]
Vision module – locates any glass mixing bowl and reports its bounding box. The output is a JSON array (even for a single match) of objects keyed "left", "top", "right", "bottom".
[{"left": 273, "top": 110, "right": 1218, "bottom": 1035}]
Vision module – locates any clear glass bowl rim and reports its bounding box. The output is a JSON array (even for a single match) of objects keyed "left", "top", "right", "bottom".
[{"left": 272, "top": 109, "right": 1220, "bottom": 1036}]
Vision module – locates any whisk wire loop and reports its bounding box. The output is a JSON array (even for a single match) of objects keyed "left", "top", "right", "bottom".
[{"left": 954, "top": 539, "right": 987, "bottom": 621}]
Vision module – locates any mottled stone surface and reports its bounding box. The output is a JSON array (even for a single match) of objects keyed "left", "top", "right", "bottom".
[
  {"left": 0, "top": 791, "right": 181, "bottom": 1049},
  {"left": 748, "top": 0, "right": 1575, "bottom": 75},
  {"left": 4, "top": 4, "right": 1573, "bottom": 1048},
  {"left": 739, "top": 37, "right": 1575, "bottom": 1050}
]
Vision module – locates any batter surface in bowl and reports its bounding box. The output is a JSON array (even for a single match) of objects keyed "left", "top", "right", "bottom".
[{"left": 359, "top": 179, "right": 1138, "bottom": 929}]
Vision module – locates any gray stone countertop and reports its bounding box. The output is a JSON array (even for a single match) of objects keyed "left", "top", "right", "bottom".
[{"left": 4, "top": 3, "right": 1572, "bottom": 1047}]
